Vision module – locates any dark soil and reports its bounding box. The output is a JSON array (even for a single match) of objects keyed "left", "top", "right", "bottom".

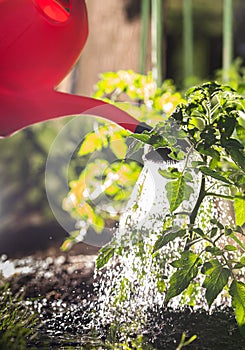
[{"left": 1, "top": 250, "right": 245, "bottom": 350}]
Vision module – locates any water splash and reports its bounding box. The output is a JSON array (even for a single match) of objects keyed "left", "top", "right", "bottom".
[{"left": 89, "top": 150, "right": 204, "bottom": 339}]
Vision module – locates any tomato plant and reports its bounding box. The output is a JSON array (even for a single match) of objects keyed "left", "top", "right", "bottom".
[{"left": 97, "top": 82, "right": 245, "bottom": 337}]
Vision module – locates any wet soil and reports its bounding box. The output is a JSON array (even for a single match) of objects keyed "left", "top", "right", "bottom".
[{"left": 1, "top": 250, "right": 245, "bottom": 350}]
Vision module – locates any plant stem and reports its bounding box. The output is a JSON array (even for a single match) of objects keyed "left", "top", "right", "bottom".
[
  {"left": 221, "top": 251, "right": 236, "bottom": 279},
  {"left": 206, "top": 192, "right": 234, "bottom": 200},
  {"left": 139, "top": 0, "right": 150, "bottom": 74},
  {"left": 151, "top": 0, "right": 163, "bottom": 87},
  {"left": 185, "top": 174, "right": 206, "bottom": 249},
  {"left": 183, "top": 0, "right": 194, "bottom": 84},
  {"left": 222, "top": 0, "right": 233, "bottom": 81},
  {"left": 190, "top": 175, "right": 206, "bottom": 226}
]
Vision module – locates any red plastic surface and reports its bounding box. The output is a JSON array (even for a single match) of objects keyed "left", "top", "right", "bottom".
[{"left": 0, "top": 0, "right": 140, "bottom": 137}]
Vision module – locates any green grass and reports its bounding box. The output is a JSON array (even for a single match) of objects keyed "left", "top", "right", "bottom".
[{"left": 0, "top": 284, "right": 39, "bottom": 350}]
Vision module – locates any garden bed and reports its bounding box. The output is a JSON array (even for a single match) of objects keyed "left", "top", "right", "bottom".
[{"left": 1, "top": 250, "right": 245, "bottom": 350}]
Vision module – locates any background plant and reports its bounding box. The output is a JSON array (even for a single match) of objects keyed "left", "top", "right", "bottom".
[{"left": 62, "top": 71, "right": 183, "bottom": 250}]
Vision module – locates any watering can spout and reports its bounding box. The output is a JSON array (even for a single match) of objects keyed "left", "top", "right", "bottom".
[
  {"left": 0, "top": 0, "right": 151, "bottom": 137},
  {"left": 0, "top": 90, "right": 151, "bottom": 137}
]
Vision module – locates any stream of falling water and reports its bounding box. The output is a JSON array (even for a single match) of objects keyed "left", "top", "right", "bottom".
[{"left": 88, "top": 149, "right": 212, "bottom": 341}]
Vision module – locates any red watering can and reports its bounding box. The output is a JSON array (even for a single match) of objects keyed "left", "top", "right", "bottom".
[{"left": 0, "top": 0, "right": 150, "bottom": 137}]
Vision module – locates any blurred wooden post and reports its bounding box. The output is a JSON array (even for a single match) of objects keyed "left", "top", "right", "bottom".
[
  {"left": 151, "top": 0, "right": 163, "bottom": 87},
  {"left": 222, "top": 0, "right": 233, "bottom": 81},
  {"left": 183, "top": 0, "right": 194, "bottom": 83},
  {"left": 74, "top": 0, "right": 141, "bottom": 95},
  {"left": 139, "top": 0, "right": 150, "bottom": 74}
]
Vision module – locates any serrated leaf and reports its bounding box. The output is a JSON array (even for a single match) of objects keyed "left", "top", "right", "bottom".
[
  {"left": 199, "top": 166, "right": 232, "bottom": 185},
  {"left": 229, "top": 281, "right": 245, "bottom": 337},
  {"left": 96, "top": 244, "right": 116, "bottom": 269},
  {"left": 166, "top": 174, "right": 194, "bottom": 213},
  {"left": 202, "top": 260, "right": 231, "bottom": 307},
  {"left": 165, "top": 251, "right": 202, "bottom": 303},
  {"left": 234, "top": 194, "right": 245, "bottom": 227},
  {"left": 153, "top": 228, "right": 186, "bottom": 252}
]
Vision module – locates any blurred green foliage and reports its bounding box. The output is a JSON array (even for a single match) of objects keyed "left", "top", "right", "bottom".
[
  {"left": 215, "top": 58, "right": 245, "bottom": 93},
  {"left": 62, "top": 70, "right": 184, "bottom": 250},
  {"left": 0, "top": 115, "right": 95, "bottom": 247},
  {"left": 0, "top": 120, "right": 71, "bottom": 238},
  {"left": 62, "top": 124, "right": 142, "bottom": 250}
]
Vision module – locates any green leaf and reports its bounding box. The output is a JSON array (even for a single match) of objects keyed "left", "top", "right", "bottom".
[
  {"left": 229, "top": 281, "right": 245, "bottom": 337},
  {"left": 196, "top": 143, "right": 220, "bottom": 159},
  {"left": 96, "top": 243, "right": 116, "bottom": 269},
  {"left": 229, "top": 233, "right": 245, "bottom": 251},
  {"left": 234, "top": 257, "right": 245, "bottom": 269},
  {"left": 225, "top": 227, "right": 233, "bottom": 235},
  {"left": 205, "top": 246, "right": 223, "bottom": 255},
  {"left": 225, "top": 146, "right": 245, "bottom": 172},
  {"left": 210, "top": 227, "right": 218, "bottom": 238},
  {"left": 202, "top": 260, "right": 231, "bottom": 307},
  {"left": 166, "top": 173, "right": 194, "bottom": 213},
  {"left": 236, "top": 125, "right": 245, "bottom": 146},
  {"left": 234, "top": 194, "right": 245, "bottom": 227},
  {"left": 218, "top": 116, "right": 236, "bottom": 139},
  {"left": 132, "top": 133, "right": 151, "bottom": 144},
  {"left": 158, "top": 167, "right": 180, "bottom": 179},
  {"left": 225, "top": 138, "right": 244, "bottom": 150},
  {"left": 153, "top": 228, "right": 186, "bottom": 252},
  {"left": 224, "top": 245, "right": 237, "bottom": 252},
  {"left": 157, "top": 278, "right": 166, "bottom": 293},
  {"left": 241, "top": 256, "right": 245, "bottom": 266},
  {"left": 165, "top": 251, "right": 202, "bottom": 303},
  {"left": 189, "top": 116, "right": 205, "bottom": 130},
  {"left": 234, "top": 225, "right": 244, "bottom": 234},
  {"left": 199, "top": 166, "right": 232, "bottom": 185}
]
